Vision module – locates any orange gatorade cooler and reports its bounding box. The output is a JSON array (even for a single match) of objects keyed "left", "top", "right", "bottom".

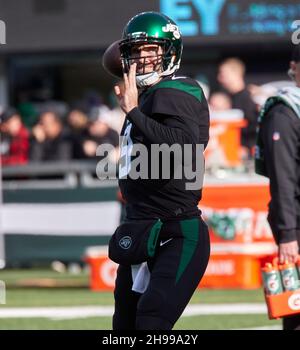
[{"left": 262, "top": 258, "right": 300, "bottom": 319}]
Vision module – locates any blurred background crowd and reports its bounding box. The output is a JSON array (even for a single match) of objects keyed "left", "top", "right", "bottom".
[
  {"left": 0, "top": 92, "right": 122, "bottom": 166},
  {"left": 0, "top": 56, "right": 292, "bottom": 170},
  {"left": 0, "top": 0, "right": 298, "bottom": 175}
]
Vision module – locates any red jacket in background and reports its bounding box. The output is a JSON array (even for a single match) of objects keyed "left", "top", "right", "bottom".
[{"left": 1, "top": 126, "right": 30, "bottom": 166}]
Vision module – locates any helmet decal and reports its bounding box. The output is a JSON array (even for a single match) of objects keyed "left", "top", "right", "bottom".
[{"left": 162, "top": 23, "right": 181, "bottom": 39}]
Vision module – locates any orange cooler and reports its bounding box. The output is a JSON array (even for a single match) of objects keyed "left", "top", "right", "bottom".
[{"left": 262, "top": 259, "right": 300, "bottom": 319}]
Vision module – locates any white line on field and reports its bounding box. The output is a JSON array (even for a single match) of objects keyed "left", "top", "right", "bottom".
[
  {"left": 234, "top": 325, "right": 282, "bottom": 330},
  {"left": 0, "top": 303, "right": 268, "bottom": 320},
  {"left": 183, "top": 303, "right": 267, "bottom": 316}
]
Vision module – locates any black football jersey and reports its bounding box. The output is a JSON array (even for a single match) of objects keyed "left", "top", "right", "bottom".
[{"left": 118, "top": 75, "right": 210, "bottom": 219}]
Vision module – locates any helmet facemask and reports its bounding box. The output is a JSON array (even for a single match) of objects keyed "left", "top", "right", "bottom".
[{"left": 119, "top": 37, "right": 178, "bottom": 88}]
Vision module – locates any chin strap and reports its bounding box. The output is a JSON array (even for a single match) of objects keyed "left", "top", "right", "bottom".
[
  {"left": 136, "top": 71, "right": 161, "bottom": 88},
  {"left": 135, "top": 56, "right": 180, "bottom": 88}
]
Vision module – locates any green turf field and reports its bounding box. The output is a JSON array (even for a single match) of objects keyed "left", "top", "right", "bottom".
[{"left": 0, "top": 269, "right": 281, "bottom": 330}]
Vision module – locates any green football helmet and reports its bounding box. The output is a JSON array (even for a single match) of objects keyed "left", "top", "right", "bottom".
[{"left": 119, "top": 12, "right": 183, "bottom": 88}]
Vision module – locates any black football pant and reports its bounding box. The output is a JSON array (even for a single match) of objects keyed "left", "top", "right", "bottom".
[{"left": 112, "top": 216, "right": 210, "bottom": 330}]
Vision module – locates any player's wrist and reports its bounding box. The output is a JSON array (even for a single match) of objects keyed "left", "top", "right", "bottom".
[{"left": 127, "top": 106, "right": 139, "bottom": 116}]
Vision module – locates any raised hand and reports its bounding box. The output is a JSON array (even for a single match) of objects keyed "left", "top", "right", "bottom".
[{"left": 114, "top": 63, "right": 138, "bottom": 114}]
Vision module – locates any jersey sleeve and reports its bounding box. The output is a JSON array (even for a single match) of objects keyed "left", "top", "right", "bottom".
[
  {"left": 152, "top": 84, "right": 209, "bottom": 143},
  {"left": 262, "top": 104, "right": 300, "bottom": 243},
  {"left": 127, "top": 81, "right": 209, "bottom": 147}
]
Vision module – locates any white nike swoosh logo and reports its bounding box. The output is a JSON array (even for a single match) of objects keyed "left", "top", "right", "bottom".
[{"left": 159, "top": 238, "right": 173, "bottom": 247}]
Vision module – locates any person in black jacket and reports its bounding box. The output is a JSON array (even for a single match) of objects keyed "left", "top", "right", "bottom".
[
  {"left": 111, "top": 12, "right": 210, "bottom": 330},
  {"left": 256, "top": 45, "right": 300, "bottom": 330},
  {"left": 218, "top": 58, "right": 258, "bottom": 155},
  {"left": 30, "top": 111, "right": 72, "bottom": 162}
]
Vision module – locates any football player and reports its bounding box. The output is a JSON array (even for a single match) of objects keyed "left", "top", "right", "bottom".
[
  {"left": 255, "top": 44, "right": 300, "bottom": 330},
  {"left": 112, "top": 11, "right": 210, "bottom": 330}
]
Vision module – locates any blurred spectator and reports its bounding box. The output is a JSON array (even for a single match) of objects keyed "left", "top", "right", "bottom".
[
  {"left": 0, "top": 108, "right": 30, "bottom": 166},
  {"left": 82, "top": 105, "right": 119, "bottom": 162},
  {"left": 209, "top": 92, "right": 232, "bottom": 112},
  {"left": 17, "top": 89, "right": 69, "bottom": 129},
  {"left": 108, "top": 89, "right": 126, "bottom": 134},
  {"left": 107, "top": 105, "right": 126, "bottom": 134},
  {"left": 218, "top": 58, "right": 258, "bottom": 153},
  {"left": 30, "top": 111, "right": 72, "bottom": 161},
  {"left": 84, "top": 90, "right": 104, "bottom": 109},
  {"left": 67, "top": 101, "right": 90, "bottom": 159},
  {"left": 17, "top": 91, "right": 39, "bottom": 129},
  {"left": 248, "top": 84, "right": 277, "bottom": 109},
  {"left": 206, "top": 93, "right": 233, "bottom": 170},
  {"left": 34, "top": 100, "right": 69, "bottom": 120}
]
